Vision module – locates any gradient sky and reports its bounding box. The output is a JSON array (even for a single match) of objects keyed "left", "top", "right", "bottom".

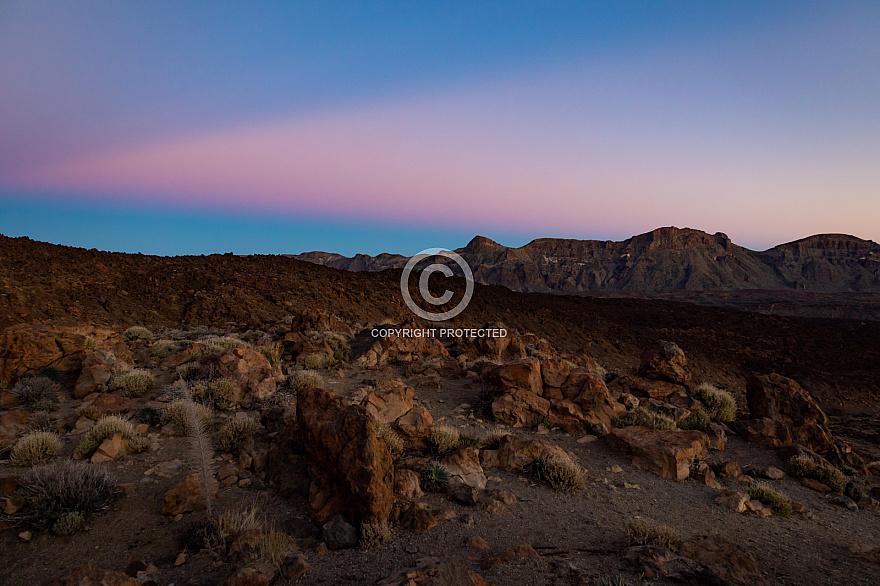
[{"left": 1, "top": 1, "right": 879, "bottom": 256}]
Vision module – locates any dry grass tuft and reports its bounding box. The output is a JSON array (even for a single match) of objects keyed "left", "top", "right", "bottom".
[
  {"left": 626, "top": 519, "right": 680, "bottom": 549},
  {"left": 538, "top": 455, "right": 587, "bottom": 493},
  {"left": 161, "top": 399, "right": 213, "bottom": 436},
  {"left": 613, "top": 407, "right": 677, "bottom": 431},
  {"left": 124, "top": 326, "right": 155, "bottom": 343},
  {"left": 205, "top": 506, "right": 296, "bottom": 571},
  {"left": 16, "top": 460, "right": 118, "bottom": 529},
  {"left": 11, "top": 431, "right": 62, "bottom": 467},
  {"left": 288, "top": 369, "right": 322, "bottom": 392},
  {"left": 691, "top": 383, "right": 736, "bottom": 423},
  {"left": 215, "top": 417, "right": 258, "bottom": 453},
  {"left": 429, "top": 425, "right": 461, "bottom": 453},
  {"left": 151, "top": 339, "right": 178, "bottom": 358},
  {"left": 192, "top": 378, "right": 236, "bottom": 410},
  {"left": 677, "top": 406, "right": 711, "bottom": 430},
  {"left": 748, "top": 482, "right": 793, "bottom": 516},
  {"left": 73, "top": 415, "right": 138, "bottom": 460},
  {"left": 257, "top": 340, "right": 282, "bottom": 372},
  {"left": 108, "top": 368, "right": 154, "bottom": 397},
  {"left": 12, "top": 376, "right": 59, "bottom": 411},
  {"left": 376, "top": 422, "right": 406, "bottom": 455},
  {"left": 787, "top": 455, "right": 846, "bottom": 493}
]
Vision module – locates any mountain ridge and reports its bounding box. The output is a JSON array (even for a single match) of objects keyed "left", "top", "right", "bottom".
[{"left": 293, "top": 226, "right": 880, "bottom": 293}]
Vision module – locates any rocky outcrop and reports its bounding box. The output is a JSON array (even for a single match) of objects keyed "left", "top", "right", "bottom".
[
  {"left": 355, "top": 321, "right": 450, "bottom": 368},
  {"left": 73, "top": 349, "right": 121, "bottom": 398},
  {"left": 202, "top": 346, "right": 277, "bottom": 403},
  {"left": 492, "top": 435, "right": 573, "bottom": 472},
  {"left": 638, "top": 341, "right": 691, "bottom": 385},
  {"left": 0, "top": 324, "right": 130, "bottom": 382},
  {"left": 440, "top": 447, "right": 487, "bottom": 490},
  {"left": 360, "top": 380, "right": 435, "bottom": 449},
  {"left": 297, "top": 388, "right": 394, "bottom": 531},
  {"left": 736, "top": 373, "right": 861, "bottom": 468},
  {"left": 608, "top": 427, "right": 707, "bottom": 480}
]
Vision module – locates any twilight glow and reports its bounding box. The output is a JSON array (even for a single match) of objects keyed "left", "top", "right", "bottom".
[{"left": 1, "top": 1, "right": 879, "bottom": 255}]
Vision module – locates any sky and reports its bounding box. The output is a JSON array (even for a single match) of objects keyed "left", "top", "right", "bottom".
[{"left": 1, "top": 1, "right": 879, "bottom": 256}]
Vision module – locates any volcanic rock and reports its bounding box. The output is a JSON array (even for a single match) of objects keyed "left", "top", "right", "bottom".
[{"left": 608, "top": 427, "right": 707, "bottom": 481}]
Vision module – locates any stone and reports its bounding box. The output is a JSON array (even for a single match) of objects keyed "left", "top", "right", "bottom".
[
  {"left": 206, "top": 345, "right": 277, "bottom": 403},
  {"left": 705, "top": 422, "right": 727, "bottom": 450},
  {"left": 81, "top": 392, "right": 132, "bottom": 415},
  {"left": 174, "top": 552, "right": 186, "bottom": 566},
  {"left": 40, "top": 564, "right": 139, "bottom": 586},
  {"left": 762, "top": 466, "right": 785, "bottom": 480},
  {"left": 0, "top": 324, "right": 130, "bottom": 383},
  {"left": 490, "top": 357, "right": 543, "bottom": 396},
  {"left": 220, "top": 565, "right": 275, "bottom": 586},
  {"left": 638, "top": 340, "right": 691, "bottom": 384},
  {"left": 679, "top": 534, "right": 765, "bottom": 586},
  {"left": 485, "top": 500, "right": 510, "bottom": 515},
  {"left": 395, "top": 405, "right": 434, "bottom": 449},
  {"left": 715, "top": 461, "right": 742, "bottom": 479},
  {"left": 281, "top": 553, "right": 310, "bottom": 581},
  {"left": 491, "top": 388, "right": 551, "bottom": 428},
  {"left": 833, "top": 495, "right": 859, "bottom": 512},
  {"left": 298, "top": 388, "right": 394, "bottom": 528},
  {"left": 715, "top": 490, "right": 750, "bottom": 513},
  {"left": 393, "top": 469, "right": 424, "bottom": 500},
  {"left": 449, "top": 485, "right": 479, "bottom": 506},
  {"left": 800, "top": 478, "right": 832, "bottom": 493},
  {"left": 0, "top": 409, "right": 31, "bottom": 450},
  {"left": 361, "top": 380, "right": 414, "bottom": 423},
  {"left": 467, "top": 536, "right": 490, "bottom": 550},
  {"left": 541, "top": 358, "right": 571, "bottom": 388},
  {"left": 3, "top": 496, "right": 24, "bottom": 515},
  {"left": 495, "top": 435, "right": 572, "bottom": 472},
  {"left": 608, "top": 427, "right": 707, "bottom": 481},
  {"left": 400, "top": 503, "right": 438, "bottom": 534},
  {"left": 91, "top": 432, "right": 129, "bottom": 463},
  {"left": 576, "top": 435, "right": 598, "bottom": 444},
  {"left": 481, "top": 543, "right": 540, "bottom": 569},
  {"left": 745, "top": 499, "right": 772, "bottom": 517},
  {"left": 0, "top": 476, "right": 19, "bottom": 498},
  {"left": 490, "top": 490, "right": 517, "bottom": 505},
  {"left": 162, "top": 474, "right": 218, "bottom": 516},
  {"left": 693, "top": 464, "right": 721, "bottom": 489},
  {"left": 322, "top": 515, "right": 360, "bottom": 549},
  {"left": 73, "top": 350, "right": 118, "bottom": 398},
  {"left": 441, "top": 447, "right": 487, "bottom": 490},
  {"left": 377, "top": 557, "right": 487, "bottom": 586}
]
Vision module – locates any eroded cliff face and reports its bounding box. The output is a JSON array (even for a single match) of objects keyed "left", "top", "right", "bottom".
[{"left": 294, "top": 227, "right": 880, "bottom": 293}]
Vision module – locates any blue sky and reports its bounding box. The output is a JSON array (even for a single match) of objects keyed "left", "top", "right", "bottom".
[{"left": 1, "top": 1, "right": 878, "bottom": 255}]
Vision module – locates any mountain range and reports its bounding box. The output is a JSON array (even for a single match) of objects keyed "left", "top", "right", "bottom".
[{"left": 294, "top": 227, "right": 880, "bottom": 293}]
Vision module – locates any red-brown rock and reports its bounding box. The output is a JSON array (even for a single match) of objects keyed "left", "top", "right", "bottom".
[
  {"left": 679, "top": 535, "right": 765, "bottom": 586},
  {"left": 298, "top": 388, "right": 394, "bottom": 528},
  {"left": 378, "top": 557, "right": 488, "bottom": 586},
  {"left": 638, "top": 340, "right": 691, "bottom": 384},
  {"left": 608, "top": 426, "right": 707, "bottom": 481},
  {"left": 495, "top": 435, "right": 572, "bottom": 471},
  {"left": 162, "top": 474, "right": 219, "bottom": 516},
  {"left": 440, "top": 447, "right": 487, "bottom": 490}
]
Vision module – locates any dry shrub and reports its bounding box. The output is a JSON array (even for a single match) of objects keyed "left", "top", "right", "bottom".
[
  {"left": 482, "top": 425, "right": 508, "bottom": 449},
  {"left": 124, "top": 326, "right": 154, "bottom": 343},
  {"left": 748, "top": 482, "right": 793, "bottom": 517},
  {"left": 192, "top": 335, "right": 247, "bottom": 356},
  {"left": 625, "top": 519, "right": 680, "bottom": 549},
  {"left": 376, "top": 422, "right": 406, "bottom": 455},
  {"left": 192, "top": 378, "right": 236, "bottom": 410},
  {"left": 691, "top": 383, "right": 736, "bottom": 423},
  {"left": 27, "top": 411, "right": 55, "bottom": 432},
  {"left": 205, "top": 506, "right": 296, "bottom": 571},
  {"left": 11, "top": 431, "right": 62, "bottom": 467},
  {"left": 12, "top": 376, "right": 59, "bottom": 411},
  {"left": 613, "top": 407, "right": 677, "bottom": 431},
  {"left": 176, "top": 361, "right": 202, "bottom": 381},
  {"left": 52, "top": 511, "right": 86, "bottom": 536},
  {"left": 215, "top": 417, "right": 258, "bottom": 453},
  {"left": 257, "top": 340, "right": 282, "bottom": 372},
  {"left": 16, "top": 460, "right": 118, "bottom": 530},
  {"left": 538, "top": 455, "right": 587, "bottom": 493},
  {"left": 151, "top": 339, "right": 178, "bottom": 358},
  {"left": 161, "top": 400, "right": 213, "bottom": 436},
  {"left": 677, "top": 406, "right": 711, "bottom": 430},
  {"left": 429, "top": 425, "right": 461, "bottom": 453},
  {"left": 73, "top": 415, "right": 139, "bottom": 460},
  {"left": 297, "top": 354, "right": 328, "bottom": 370},
  {"left": 288, "top": 369, "right": 322, "bottom": 392},
  {"left": 787, "top": 455, "right": 846, "bottom": 493},
  {"left": 109, "top": 368, "right": 154, "bottom": 397}
]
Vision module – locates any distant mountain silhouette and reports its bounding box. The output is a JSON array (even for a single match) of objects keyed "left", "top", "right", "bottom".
[{"left": 293, "top": 227, "right": 880, "bottom": 293}]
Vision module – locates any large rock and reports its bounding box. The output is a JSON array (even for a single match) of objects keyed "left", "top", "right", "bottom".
[
  {"left": 207, "top": 346, "right": 276, "bottom": 402},
  {"left": 491, "top": 388, "right": 551, "bottom": 428},
  {"left": 608, "top": 427, "right": 707, "bottom": 481},
  {"left": 679, "top": 535, "right": 765, "bottom": 586},
  {"left": 298, "top": 388, "right": 394, "bottom": 529},
  {"left": 495, "top": 435, "right": 572, "bottom": 472},
  {"left": 489, "top": 357, "right": 543, "bottom": 396},
  {"left": 361, "top": 381, "right": 414, "bottom": 423},
  {"left": 162, "top": 474, "right": 219, "bottom": 516},
  {"left": 355, "top": 322, "right": 449, "bottom": 368},
  {"left": 378, "top": 557, "right": 488, "bottom": 586},
  {"left": 637, "top": 341, "right": 691, "bottom": 384},
  {"left": 440, "top": 447, "right": 487, "bottom": 490},
  {"left": 607, "top": 375, "right": 686, "bottom": 402},
  {"left": 0, "top": 324, "right": 130, "bottom": 383},
  {"left": 74, "top": 349, "right": 121, "bottom": 398},
  {"left": 741, "top": 373, "right": 860, "bottom": 468}
]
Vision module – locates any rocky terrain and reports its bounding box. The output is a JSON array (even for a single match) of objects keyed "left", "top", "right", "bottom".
[
  {"left": 295, "top": 227, "right": 880, "bottom": 320},
  {"left": 0, "top": 234, "right": 879, "bottom": 585}
]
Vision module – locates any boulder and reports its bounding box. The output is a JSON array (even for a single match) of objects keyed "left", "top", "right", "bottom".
[
  {"left": 489, "top": 357, "right": 543, "bottom": 396},
  {"left": 378, "top": 557, "right": 488, "bottom": 586},
  {"left": 0, "top": 324, "right": 130, "bottom": 383},
  {"left": 491, "top": 389, "right": 550, "bottom": 428},
  {"left": 440, "top": 447, "right": 487, "bottom": 490},
  {"left": 361, "top": 381, "right": 414, "bottom": 423},
  {"left": 481, "top": 543, "right": 540, "bottom": 569},
  {"left": 355, "top": 322, "right": 450, "bottom": 368},
  {"left": 210, "top": 346, "right": 277, "bottom": 402},
  {"left": 90, "top": 432, "right": 129, "bottom": 463},
  {"left": 607, "top": 375, "right": 685, "bottom": 402},
  {"left": 400, "top": 503, "right": 439, "bottom": 534},
  {"left": 394, "top": 405, "right": 434, "bottom": 449},
  {"left": 715, "top": 490, "right": 750, "bottom": 513},
  {"left": 393, "top": 469, "right": 424, "bottom": 500},
  {"left": 540, "top": 358, "right": 571, "bottom": 389},
  {"left": 495, "top": 435, "right": 572, "bottom": 472},
  {"left": 742, "top": 373, "right": 860, "bottom": 468},
  {"left": 73, "top": 350, "right": 119, "bottom": 398},
  {"left": 298, "top": 388, "right": 394, "bottom": 529},
  {"left": 608, "top": 427, "right": 707, "bottom": 481},
  {"left": 679, "top": 535, "right": 765, "bottom": 586},
  {"left": 638, "top": 340, "right": 691, "bottom": 384},
  {"left": 322, "top": 515, "right": 360, "bottom": 550}
]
